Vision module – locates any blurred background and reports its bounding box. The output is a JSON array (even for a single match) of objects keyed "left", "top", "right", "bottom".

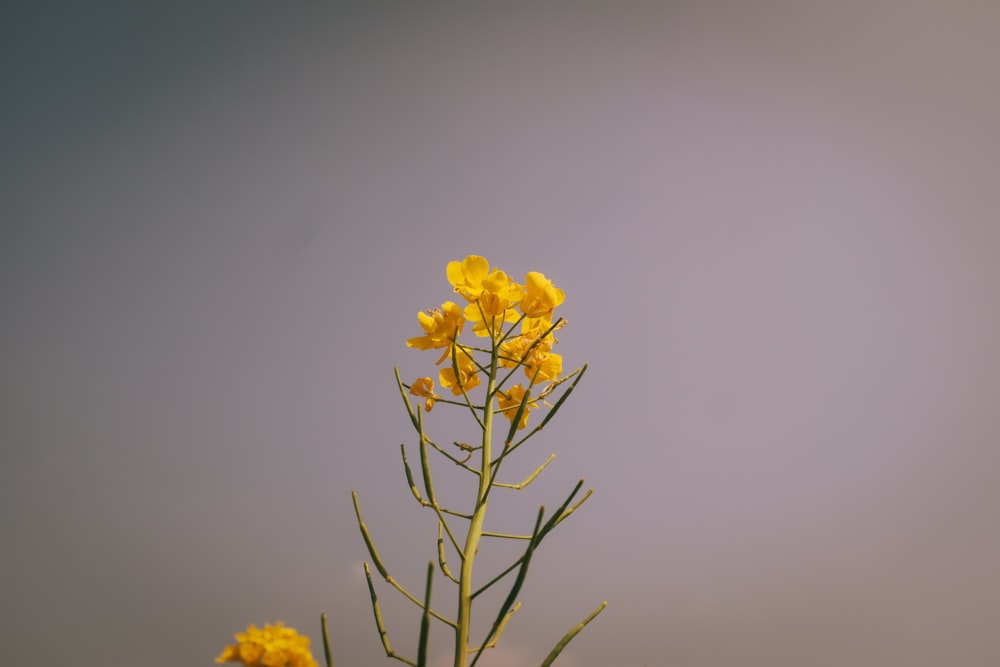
[{"left": 3, "top": 2, "right": 999, "bottom": 666}]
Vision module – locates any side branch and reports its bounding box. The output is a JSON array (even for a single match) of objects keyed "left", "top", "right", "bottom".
[
  {"left": 471, "top": 480, "right": 593, "bottom": 599},
  {"left": 417, "top": 562, "right": 434, "bottom": 667},
  {"left": 451, "top": 343, "right": 486, "bottom": 430},
  {"left": 419, "top": 433, "right": 464, "bottom": 556},
  {"left": 491, "top": 454, "right": 555, "bottom": 490},
  {"left": 539, "top": 601, "right": 608, "bottom": 667},
  {"left": 364, "top": 563, "right": 416, "bottom": 667},
  {"left": 437, "top": 522, "right": 460, "bottom": 584},
  {"left": 495, "top": 365, "right": 588, "bottom": 461},
  {"left": 352, "top": 491, "right": 457, "bottom": 628},
  {"left": 320, "top": 613, "right": 335, "bottom": 667},
  {"left": 394, "top": 367, "right": 420, "bottom": 433},
  {"left": 466, "top": 602, "right": 521, "bottom": 655}
]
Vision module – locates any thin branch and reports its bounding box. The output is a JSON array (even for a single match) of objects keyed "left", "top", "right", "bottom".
[
  {"left": 451, "top": 343, "right": 486, "bottom": 430},
  {"left": 394, "top": 367, "right": 420, "bottom": 433},
  {"left": 353, "top": 492, "right": 457, "bottom": 627},
  {"left": 437, "top": 521, "right": 459, "bottom": 584},
  {"left": 417, "top": 562, "right": 434, "bottom": 667},
  {"left": 498, "top": 365, "right": 587, "bottom": 460},
  {"left": 320, "top": 613, "right": 335, "bottom": 667},
  {"left": 492, "top": 453, "right": 555, "bottom": 490},
  {"left": 539, "top": 601, "right": 608, "bottom": 667},
  {"left": 364, "top": 563, "right": 416, "bottom": 667},
  {"left": 466, "top": 602, "right": 521, "bottom": 654},
  {"left": 420, "top": 431, "right": 464, "bottom": 556}
]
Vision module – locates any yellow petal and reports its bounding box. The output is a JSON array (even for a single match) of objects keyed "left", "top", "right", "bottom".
[{"left": 447, "top": 255, "right": 490, "bottom": 300}]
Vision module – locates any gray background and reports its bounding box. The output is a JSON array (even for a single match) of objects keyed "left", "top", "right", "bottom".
[{"left": 3, "top": 2, "right": 999, "bottom": 666}]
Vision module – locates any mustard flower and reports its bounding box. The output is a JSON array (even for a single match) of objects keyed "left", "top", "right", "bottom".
[
  {"left": 483, "top": 268, "right": 524, "bottom": 303},
  {"left": 439, "top": 356, "right": 481, "bottom": 395},
  {"left": 406, "top": 301, "right": 465, "bottom": 364},
  {"left": 528, "top": 351, "right": 562, "bottom": 382},
  {"left": 447, "top": 255, "right": 490, "bottom": 301},
  {"left": 521, "top": 315, "right": 564, "bottom": 337},
  {"left": 503, "top": 341, "right": 562, "bottom": 382},
  {"left": 408, "top": 377, "right": 438, "bottom": 412},
  {"left": 519, "top": 271, "right": 564, "bottom": 319},
  {"left": 464, "top": 269, "right": 524, "bottom": 338},
  {"left": 216, "top": 622, "right": 318, "bottom": 667},
  {"left": 500, "top": 318, "right": 563, "bottom": 382},
  {"left": 498, "top": 336, "right": 533, "bottom": 369},
  {"left": 497, "top": 384, "right": 538, "bottom": 430},
  {"left": 465, "top": 298, "right": 521, "bottom": 338}
]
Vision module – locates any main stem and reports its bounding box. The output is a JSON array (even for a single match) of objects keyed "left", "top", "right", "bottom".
[{"left": 454, "top": 342, "right": 498, "bottom": 667}]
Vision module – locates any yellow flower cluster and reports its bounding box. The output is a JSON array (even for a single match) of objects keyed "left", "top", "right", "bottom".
[
  {"left": 406, "top": 255, "right": 565, "bottom": 429},
  {"left": 216, "top": 622, "right": 319, "bottom": 667}
]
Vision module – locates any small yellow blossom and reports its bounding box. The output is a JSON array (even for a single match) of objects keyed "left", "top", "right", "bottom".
[
  {"left": 497, "top": 384, "right": 538, "bottom": 430},
  {"left": 464, "top": 269, "right": 524, "bottom": 338},
  {"left": 447, "top": 255, "right": 490, "bottom": 301},
  {"left": 519, "top": 271, "right": 564, "bottom": 319},
  {"left": 528, "top": 352, "right": 562, "bottom": 382},
  {"left": 499, "top": 336, "right": 561, "bottom": 381},
  {"left": 216, "top": 622, "right": 318, "bottom": 667},
  {"left": 499, "top": 336, "right": 533, "bottom": 369},
  {"left": 482, "top": 268, "right": 524, "bottom": 303},
  {"left": 499, "top": 319, "right": 562, "bottom": 382},
  {"left": 439, "top": 355, "right": 481, "bottom": 395},
  {"left": 406, "top": 301, "right": 465, "bottom": 364},
  {"left": 521, "top": 315, "right": 565, "bottom": 338},
  {"left": 465, "top": 299, "right": 521, "bottom": 338},
  {"left": 408, "top": 377, "right": 438, "bottom": 411}
]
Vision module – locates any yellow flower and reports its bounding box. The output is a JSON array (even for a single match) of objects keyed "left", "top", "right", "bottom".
[
  {"left": 501, "top": 339, "right": 562, "bottom": 382},
  {"left": 408, "top": 377, "right": 438, "bottom": 411},
  {"left": 497, "top": 384, "right": 538, "bottom": 430},
  {"left": 520, "top": 271, "right": 564, "bottom": 319},
  {"left": 464, "top": 269, "right": 524, "bottom": 338},
  {"left": 521, "top": 314, "right": 564, "bottom": 338},
  {"left": 216, "top": 622, "right": 318, "bottom": 667},
  {"left": 439, "top": 355, "right": 481, "bottom": 395},
  {"left": 465, "top": 299, "right": 520, "bottom": 338},
  {"left": 483, "top": 268, "right": 524, "bottom": 302},
  {"left": 499, "top": 319, "right": 562, "bottom": 382},
  {"left": 447, "top": 255, "right": 490, "bottom": 301},
  {"left": 499, "top": 336, "right": 533, "bottom": 369},
  {"left": 527, "top": 352, "right": 562, "bottom": 382},
  {"left": 406, "top": 301, "right": 465, "bottom": 364}
]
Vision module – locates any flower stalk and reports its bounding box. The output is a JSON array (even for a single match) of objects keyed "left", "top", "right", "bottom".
[{"left": 327, "top": 255, "right": 604, "bottom": 667}]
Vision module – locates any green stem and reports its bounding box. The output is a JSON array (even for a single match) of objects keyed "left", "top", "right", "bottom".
[
  {"left": 454, "top": 332, "right": 499, "bottom": 667},
  {"left": 539, "top": 601, "right": 608, "bottom": 667},
  {"left": 320, "top": 613, "right": 335, "bottom": 667}
]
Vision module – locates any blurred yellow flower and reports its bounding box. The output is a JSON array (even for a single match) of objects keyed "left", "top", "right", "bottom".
[
  {"left": 216, "top": 622, "right": 318, "bottom": 667},
  {"left": 408, "top": 377, "right": 438, "bottom": 411},
  {"left": 519, "top": 271, "right": 564, "bottom": 319},
  {"left": 497, "top": 384, "right": 538, "bottom": 430},
  {"left": 406, "top": 301, "right": 465, "bottom": 364}
]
